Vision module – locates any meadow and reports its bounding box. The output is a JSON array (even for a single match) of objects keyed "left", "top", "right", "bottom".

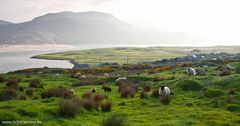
[{"left": 0, "top": 61, "right": 240, "bottom": 126}]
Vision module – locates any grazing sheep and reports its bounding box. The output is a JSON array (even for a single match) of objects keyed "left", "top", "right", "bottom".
[
  {"left": 186, "top": 68, "right": 197, "bottom": 76},
  {"left": 92, "top": 88, "right": 96, "bottom": 93},
  {"left": 159, "top": 85, "right": 171, "bottom": 97},
  {"left": 104, "top": 73, "right": 109, "bottom": 77},
  {"left": 80, "top": 75, "right": 87, "bottom": 79},
  {"left": 115, "top": 77, "right": 127, "bottom": 82},
  {"left": 102, "top": 86, "right": 112, "bottom": 93},
  {"left": 224, "top": 65, "right": 234, "bottom": 70},
  {"left": 70, "top": 89, "right": 75, "bottom": 94}
]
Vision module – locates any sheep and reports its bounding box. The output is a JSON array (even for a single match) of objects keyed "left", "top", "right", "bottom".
[
  {"left": 224, "top": 65, "right": 234, "bottom": 70},
  {"left": 186, "top": 68, "right": 197, "bottom": 76},
  {"left": 159, "top": 85, "right": 171, "bottom": 97},
  {"left": 102, "top": 86, "right": 112, "bottom": 93},
  {"left": 115, "top": 77, "right": 127, "bottom": 82},
  {"left": 104, "top": 73, "right": 109, "bottom": 77},
  {"left": 70, "top": 89, "right": 75, "bottom": 94},
  {"left": 92, "top": 88, "right": 96, "bottom": 93},
  {"left": 80, "top": 75, "right": 87, "bottom": 79}
]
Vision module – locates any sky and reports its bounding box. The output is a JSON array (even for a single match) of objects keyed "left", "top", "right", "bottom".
[{"left": 0, "top": 0, "right": 240, "bottom": 46}]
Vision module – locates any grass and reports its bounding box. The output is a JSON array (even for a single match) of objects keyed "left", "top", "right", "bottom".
[
  {"left": 32, "top": 46, "right": 240, "bottom": 65},
  {"left": 0, "top": 62, "right": 240, "bottom": 125}
]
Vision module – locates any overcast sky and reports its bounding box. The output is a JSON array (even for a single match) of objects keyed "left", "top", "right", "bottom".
[{"left": 0, "top": 0, "right": 240, "bottom": 46}]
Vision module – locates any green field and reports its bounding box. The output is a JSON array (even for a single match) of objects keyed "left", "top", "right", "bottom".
[
  {"left": 0, "top": 61, "right": 240, "bottom": 126},
  {"left": 33, "top": 46, "right": 240, "bottom": 65}
]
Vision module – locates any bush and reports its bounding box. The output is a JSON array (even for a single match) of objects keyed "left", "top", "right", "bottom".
[
  {"left": 151, "top": 89, "right": 159, "bottom": 97},
  {"left": 101, "top": 114, "right": 127, "bottom": 126},
  {"left": 6, "top": 78, "right": 20, "bottom": 90},
  {"left": 0, "top": 76, "right": 6, "bottom": 83},
  {"left": 93, "top": 94, "right": 107, "bottom": 109},
  {"left": 140, "top": 91, "right": 147, "bottom": 99},
  {"left": 203, "top": 89, "right": 225, "bottom": 98},
  {"left": 72, "top": 79, "right": 104, "bottom": 87},
  {"left": 82, "top": 92, "right": 93, "bottom": 99},
  {"left": 29, "top": 79, "right": 43, "bottom": 88},
  {"left": 82, "top": 99, "right": 94, "bottom": 110},
  {"left": 101, "top": 101, "right": 112, "bottom": 112},
  {"left": 25, "top": 88, "right": 34, "bottom": 96},
  {"left": 178, "top": 79, "right": 203, "bottom": 91},
  {"left": 120, "top": 87, "right": 136, "bottom": 98},
  {"left": 227, "top": 104, "right": 240, "bottom": 112},
  {"left": 18, "top": 94, "right": 27, "bottom": 100},
  {"left": 227, "top": 88, "right": 237, "bottom": 95},
  {"left": 143, "top": 84, "right": 151, "bottom": 92},
  {"left": 225, "top": 96, "right": 238, "bottom": 104},
  {"left": 41, "top": 86, "right": 73, "bottom": 99},
  {"left": 0, "top": 88, "right": 18, "bottom": 101},
  {"left": 58, "top": 97, "right": 82, "bottom": 117},
  {"left": 219, "top": 69, "right": 231, "bottom": 76},
  {"left": 153, "top": 77, "right": 164, "bottom": 82}
]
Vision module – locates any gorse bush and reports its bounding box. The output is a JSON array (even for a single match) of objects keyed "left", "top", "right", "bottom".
[
  {"left": 0, "top": 88, "right": 18, "bottom": 101},
  {"left": 6, "top": 78, "right": 20, "bottom": 90},
  {"left": 120, "top": 87, "right": 136, "bottom": 98},
  {"left": 29, "top": 79, "right": 43, "bottom": 88},
  {"left": 151, "top": 88, "right": 159, "bottom": 97},
  {"left": 101, "top": 114, "right": 128, "bottom": 126},
  {"left": 58, "top": 97, "right": 82, "bottom": 117},
  {"left": 143, "top": 84, "right": 151, "bottom": 92},
  {"left": 41, "top": 86, "right": 73, "bottom": 99},
  {"left": 140, "top": 91, "right": 147, "bottom": 99},
  {"left": 101, "top": 101, "right": 112, "bottom": 112},
  {"left": 0, "top": 76, "right": 6, "bottom": 83},
  {"left": 25, "top": 88, "right": 34, "bottom": 96}
]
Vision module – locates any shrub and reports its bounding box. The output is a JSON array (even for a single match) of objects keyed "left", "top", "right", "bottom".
[
  {"left": 6, "top": 78, "right": 20, "bottom": 90},
  {"left": 203, "top": 89, "right": 225, "bottom": 98},
  {"left": 101, "top": 114, "right": 127, "bottom": 126},
  {"left": 101, "top": 101, "right": 112, "bottom": 112},
  {"left": 227, "top": 104, "right": 240, "bottom": 112},
  {"left": 58, "top": 97, "right": 82, "bottom": 117},
  {"left": 236, "top": 68, "right": 240, "bottom": 74},
  {"left": 143, "top": 84, "right": 151, "bottom": 92},
  {"left": 93, "top": 94, "right": 107, "bottom": 109},
  {"left": 151, "top": 89, "right": 159, "bottom": 97},
  {"left": 140, "top": 91, "right": 147, "bottom": 99},
  {"left": 225, "top": 96, "right": 238, "bottom": 104},
  {"left": 82, "top": 92, "right": 93, "bottom": 99},
  {"left": 41, "top": 86, "right": 72, "bottom": 99},
  {"left": 178, "top": 79, "right": 203, "bottom": 91},
  {"left": 120, "top": 87, "right": 136, "bottom": 98},
  {"left": 18, "top": 94, "right": 27, "bottom": 100},
  {"left": 153, "top": 77, "right": 164, "bottom": 82},
  {"left": 25, "top": 88, "right": 34, "bottom": 96},
  {"left": 72, "top": 79, "right": 104, "bottom": 87},
  {"left": 0, "top": 88, "right": 18, "bottom": 101},
  {"left": 227, "top": 88, "right": 237, "bottom": 95},
  {"left": 219, "top": 69, "right": 231, "bottom": 76},
  {"left": 29, "top": 79, "right": 43, "bottom": 88},
  {"left": 82, "top": 99, "right": 94, "bottom": 110},
  {"left": 0, "top": 76, "right": 6, "bottom": 83}
]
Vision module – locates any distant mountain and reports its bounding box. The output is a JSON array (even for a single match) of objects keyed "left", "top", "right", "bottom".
[{"left": 0, "top": 11, "right": 203, "bottom": 45}]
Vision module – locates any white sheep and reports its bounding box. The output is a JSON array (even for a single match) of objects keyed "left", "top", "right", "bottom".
[
  {"left": 80, "top": 75, "right": 86, "bottom": 79},
  {"left": 186, "top": 68, "right": 197, "bottom": 76},
  {"left": 104, "top": 73, "right": 109, "bottom": 77},
  {"left": 159, "top": 85, "right": 171, "bottom": 97},
  {"left": 115, "top": 77, "right": 127, "bottom": 82},
  {"left": 75, "top": 72, "right": 81, "bottom": 77},
  {"left": 70, "top": 89, "right": 75, "bottom": 94}
]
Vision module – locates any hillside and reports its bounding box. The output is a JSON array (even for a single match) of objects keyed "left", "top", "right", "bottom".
[
  {"left": 0, "top": 61, "right": 239, "bottom": 125},
  {"left": 0, "top": 11, "right": 201, "bottom": 45}
]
